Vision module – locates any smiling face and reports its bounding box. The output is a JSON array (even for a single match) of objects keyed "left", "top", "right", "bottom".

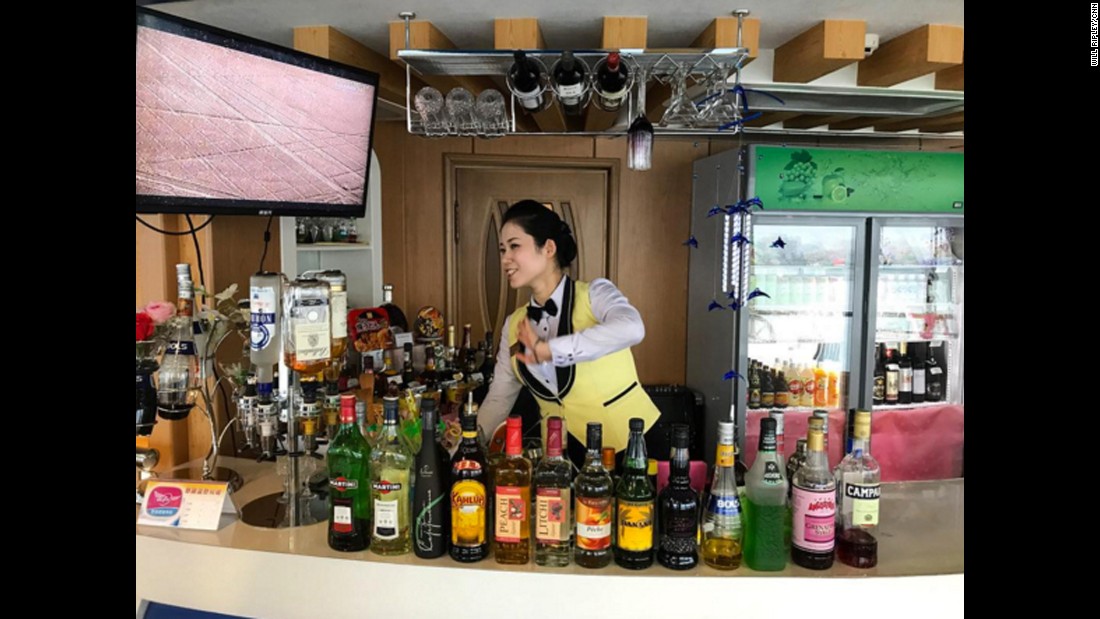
[{"left": 499, "top": 221, "right": 556, "bottom": 289}]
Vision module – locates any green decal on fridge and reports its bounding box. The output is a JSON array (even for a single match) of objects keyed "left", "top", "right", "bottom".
[{"left": 752, "top": 147, "right": 964, "bottom": 213}]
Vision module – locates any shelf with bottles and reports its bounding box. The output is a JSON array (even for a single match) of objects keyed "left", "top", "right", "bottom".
[{"left": 871, "top": 400, "right": 954, "bottom": 411}]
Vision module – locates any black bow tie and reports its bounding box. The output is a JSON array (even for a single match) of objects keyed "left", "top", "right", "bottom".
[{"left": 527, "top": 298, "right": 558, "bottom": 321}]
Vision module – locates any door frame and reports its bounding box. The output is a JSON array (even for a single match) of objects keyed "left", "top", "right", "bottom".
[{"left": 443, "top": 153, "right": 621, "bottom": 325}]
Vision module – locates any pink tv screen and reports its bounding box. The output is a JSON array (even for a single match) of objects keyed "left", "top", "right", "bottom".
[{"left": 136, "top": 7, "right": 378, "bottom": 217}]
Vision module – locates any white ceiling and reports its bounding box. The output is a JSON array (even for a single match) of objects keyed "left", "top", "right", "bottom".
[{"left": 145, "top": 0, "right": 964, "bottom": 57}]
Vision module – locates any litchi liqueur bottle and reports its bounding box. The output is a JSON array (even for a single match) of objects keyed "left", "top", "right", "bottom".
[
  {"left": 614, "top": 418, "right": 655, "bottom": 570},
  {"left": 450, "top": 414, "right": 489, "bottom": 562},
  {"left": 574, "top": 422, "right": 613, "bottom": 568},
  {"left": 534, "top": 417, "right": 573, "bottom": 567},
  {"left": 657, "top": 424, "right": 699, "bottom": 570},
  {"left": 493, "top": 416, "right": 532, "bottom": 564},
  {"left": 370, "top": 396, "right": 414, "bottom": 555},
  {"left": 328, "top": 395, "right": 371, "bottom": 552}
]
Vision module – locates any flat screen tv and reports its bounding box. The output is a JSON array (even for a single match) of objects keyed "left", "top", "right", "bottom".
[{"left": 136, "top": 7, "right": 379, "bottom": 217}]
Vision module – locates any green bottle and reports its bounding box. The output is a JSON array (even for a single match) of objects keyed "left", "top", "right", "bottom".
[
  {"left": 328, "top": 395, "right": 372, "bottom": 551},
  {"left": 743, "top": 417, "right": 790, "bottom": 571},
  {"left": 614, "top": 418, "right": 655, "bottom": 570},
  {"left": 370, "top": 395, "right": 414, "bottom": 555}
]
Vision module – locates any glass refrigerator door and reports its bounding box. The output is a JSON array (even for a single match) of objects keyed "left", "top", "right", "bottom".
[
  {"left": 869, "top": 220, "right": 963, "bottom": 481},
  {"left": 742, "top": 218, "right": 864, "bottom": 468}
]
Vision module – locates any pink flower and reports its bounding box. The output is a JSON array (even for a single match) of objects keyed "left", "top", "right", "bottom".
[
  {"left": 144, "top": 301, "right": 176, "bottom": 324},
  {"left": 136, "top": 312, "right": 155, "bottom": 341}
]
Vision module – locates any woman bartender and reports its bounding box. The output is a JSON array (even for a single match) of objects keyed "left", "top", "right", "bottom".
[{"left": 476, "top": 200, "right": 661, "bottom": 467}]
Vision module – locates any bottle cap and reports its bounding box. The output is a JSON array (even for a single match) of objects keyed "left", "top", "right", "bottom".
[
  {"left": 672, "top": 424, "right": 690, "bottom": 448},
  {"left": 629, "top": 417, "right": 644, "bottom": 432},
  {"left": 717, "top": 421, "right": 734, "bottom": 442},
  {"left": 586, "top": 422, "right": 602, "bottom": 450}
]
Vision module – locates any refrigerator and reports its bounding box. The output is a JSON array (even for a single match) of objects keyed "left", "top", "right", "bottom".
[{"left": 686, "top": 145, "right": 964, "bottom": 482}]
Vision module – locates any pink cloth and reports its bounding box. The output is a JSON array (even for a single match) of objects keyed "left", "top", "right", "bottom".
[{"left": 743, "top": 404, "right": 964, "bottom": 482}]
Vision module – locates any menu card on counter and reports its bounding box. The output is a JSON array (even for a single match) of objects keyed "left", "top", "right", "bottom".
[{"left": 138, "top": 479, "right": 236, "bottom": 531}]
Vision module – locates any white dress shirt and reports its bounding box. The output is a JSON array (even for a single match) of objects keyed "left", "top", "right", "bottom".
[{"left": 476, "top": 276, "right": 646, "bottom": 438}]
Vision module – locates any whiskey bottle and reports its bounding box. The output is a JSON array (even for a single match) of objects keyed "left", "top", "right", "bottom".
[
  {"left": 492, "top": 416, "right": 532, "bottom": 564},
  {"left": 657, "top": 424, "right": 699, "bottom": 570},
  {"left": 328, "top": 395, "right": 371, "bottom": 551},
  {"left": 534, "top": 416, "right": 573, "bottom": 567},
  {"left": 614, "top": 418, "right": 655, "bottom": 570},
  {"left": 450, "top": 414, "right": 489, "bottom": 562},
  {"left": 574, "top": 422, "right": 613, "bottom": 568},
  {"left": 370, "top": 396, "right": 413, "bottom": 555}
]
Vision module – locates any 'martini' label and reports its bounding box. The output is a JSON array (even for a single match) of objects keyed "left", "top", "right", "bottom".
[
  {"left": 616, "top": 500, "right": 653, "bottom": 552},
  {"left": 792, "top": 486, "right": 836, "bottom": 552},
  {"left": 494, "top": 486, "right": 529, "bottom": 543},
  {"left": 535, "top": 488, "right": 570, "bottom": 543},
  {"left": 575, "top": 496, "right": 612, "bottom": 550}
]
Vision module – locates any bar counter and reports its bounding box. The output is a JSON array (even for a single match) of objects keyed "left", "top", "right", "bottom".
[{"left": 136, "top": 457, "right": 963, "bottom": 618}]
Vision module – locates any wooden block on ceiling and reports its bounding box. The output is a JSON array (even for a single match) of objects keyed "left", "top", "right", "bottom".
[
  {"left": 936, "top": 63, "right": 964, "bottom": 91},
  {"left": 858, "top": 24, "right": 964, "bottom": 87},
  {"left": 873, "top": 111, "right": 964, "bottom": 132},
  {"left": 294, "top": 25, "right": 425, "bottom": 105},
  {"left": 691, "top": 17, "right": 760, "bottom": 66},
  {"left": 494, "top": 17, "right": 546, "bottom": 50},
  {"left": 389, "top": 20, "right": 497, "bottom": 94},
  {"left": 493, "top": 18, "right": 567, "bottom": 133},
  {"left": 773, "top": 20, "right": 866, "bottom": 83},
  {"left": 586, "top": 16, "right": 648, "bottom": 132}
]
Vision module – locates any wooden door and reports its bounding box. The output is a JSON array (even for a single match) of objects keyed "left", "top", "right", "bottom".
[{"left": 452, "top": 164, "right": 615, "bottom": 345}]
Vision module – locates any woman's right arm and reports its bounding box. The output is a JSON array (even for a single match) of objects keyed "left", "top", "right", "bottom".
[{"left": 475, "top": 314, "right": 523, "bottom": 441}]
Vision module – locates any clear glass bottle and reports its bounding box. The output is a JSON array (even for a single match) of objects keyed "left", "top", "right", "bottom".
[
  {"left": 791, "top": 426, "right": 835, "bottom": 569},
  {"left": 743, "top": 417, "right": 789, "bottom": 571},
  {"left": 283, "top": 278, "right": 332, "bottom": 377},
  {"left": 248, "top": 271, "right": 282, "bottom": 391},
  {"left": 492, "top": 416, "right": 532, "bottom": 564},
  {"left": 786, "top": 438, "right": 808, "bottom": 500},
  {"left": 702, "top": 421, "right": 743, "bottom": 570},
  {"left": 574, "top": 422, "right": 613, "bottom": 568},
  {"left": 157, "top": 264, "right": 200, "bottom": 419},
  {"left": 835, "top": 410, "right": 881, "bottom": 568},
  {"left": 370, "top": 396, "right": 413, "bottom": 555},
  {"left": 328, "top": 395, "right": 371, "bottom": 552},
  {"left": 534, "top": 416, "right": 573, "bottom": 567},
  {"left": 614, "top": 418, "right": 655, "bottom": 570}
]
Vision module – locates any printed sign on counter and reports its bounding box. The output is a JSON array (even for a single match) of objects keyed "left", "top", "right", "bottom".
[{"left": 138, "top": 479, "right": 236, "bottom": 530}]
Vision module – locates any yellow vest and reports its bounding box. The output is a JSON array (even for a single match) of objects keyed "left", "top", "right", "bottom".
[{"left": 507, "top": 278, "right": 660, "bottom": 452}]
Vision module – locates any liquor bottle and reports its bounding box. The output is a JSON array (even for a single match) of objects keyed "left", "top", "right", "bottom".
[
  {"left": 658, "top": 425, "right": 699, "bottom": 570},
  {"left": 925, "top": 342, "right": 945, "bottom": 402},
  {"left": 381, "top": 284, "right": 409, "bottom": 332},
  {"left": 835, "top": 410, "right": 881, "bottom": 568},
  {"left": 812, "top": 410, "right": 830, "bottom": 465},
  {"left": 594, "top": 52, "right": 630, "bottom": 111},
  {"left": 786, "top": 438, "right": 808, "bottom": 500},
  {"left": 884, "top": 348, "right": 900, "bottom": 404},
  {"left": 770, "top": 410, "right": 785, "bottom": 459},
  {"left": 872, "top": 344, "right": 886, "bottom": 406},
  {"left": 601, "top": 446, "right": 619, "bottom": 545},
  {"left": 444, "top": 325, "right": 458, "bottom": 377},
  {"left": 574, "top": 422, "right": 614, "bottom": 568},
  {"left": 898, "top": 341, "right": 913, "bottom": 405},
  {"left": 614, "top": 418, "right": 655, "bottom": 570},
  {"left": 328, "top": 394, "right": 371, "bottom": 552},
  {"left": 283, "top": 277, "right": 332, "bottom": 377},
  {"left": 748, "top": 361, "right": 762, "bottom": 409},
  {"left": 323, "top": 382, "right": 340, "bottom": 442},
  {"left": 774, "top": 370, "right": 790, "bottom": 408},
  {"left": 249, "top": 271, "right": 282, "bottom": 392},
  {"left": 702, "top": 421, "right": 743, "bottom": 570},
  {"left": 473, "top": 330, "right": 495, "bottom": 405},
  {"left": 420, "top": 345, "right": 439, "bottom": 389},
  {"left": 459, "top": 324, "right": 477, "bottom": 378},
  {"left": 534, "top": 416, "right": 573, "bottom": 567},
  {"left": 401, "top": 343, "right": 416, "bottom": 387},
  {"left": 800, "top": 363, "right": 817, "bottom": 407},
  {"left": 791, "top": 425, "right": 836, "bottom": 569},
  {"left": 743, "top": 417, "right": 789, "bottom": 571},
  {"left": 552, "top": 51, "right": 587, "bottom": 116},
  {"left": 508, "top": 50, "right": 546, "bottom": 112},
  {"left": 827, "top": 363, "right": 840, "bottom": 408},
  {"left": 450, "top": 413, "right": 489, "bottom": 562},
  {"left": 157, "top": 264, "right": 200, "bottom": 419},
  {"left": 787, "top": 363, "right": 804, "bottom": 408},
  {"left": 413, "top": 398, "right": 449, "bottom": 558},
  {"left": 370, "top": 396, "right": 413, "bottom": 555},
  {"left": 376, "top": 348, "right": 401, "bottom": 399},
  {"left": 493, "top": 416, "right": 533, "bottom": 564},
  {"left": 760, "top": 366, "right": 775, "bottom": 408},
  {"left": 912, "top": 343, "right": 927, "bottom": 403},
  {"left": 307, "top": 270, "right": 347, "bottom": 383}
]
